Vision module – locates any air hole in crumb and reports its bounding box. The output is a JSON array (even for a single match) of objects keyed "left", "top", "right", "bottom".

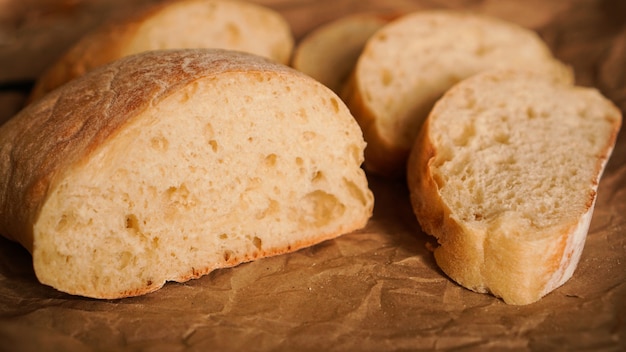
[
  {"left": 299, "top": 190, "right": 346, "bottom": 227},
  {"left": 297, "top": 108, "right": 308, "bottom": 122},
  {"left": 311, "top": 171, "right": 324, "bottom": 182},
  {"left": 380, "top": 68, "right": 393, "bottom": 86},
  {"left": 219, "top": 233, "right": 228, "bottom": 240},
  {"left": 349, "top": 145, "right": 361, "bottom": 164},
  {"left": 256, "top": 199, "right": 279, "bottom": 219},
  {"left": 252, "top": 236, "right": 262, "bottom": 250},
  {"left": 205, "top": 123, "right": 215, "bottom": 137},
  {"left": 295, "top": 157, "right": 304, "bottom": 166},
  {"left": 330, "top": 97, "right": 340, "bottom": 113},
  {"left": 125, "top": 214, "right": 140, "bottom": 231},
  {"left": 146, "top": 280, "right": 153, "bottom": 286},
  {"left": 343, "top": 178, "right": 369, "bottom": 206},
  {"left": 475, "top": 44, "right": 492, "bottom": 56},
  {"left": 264, "top": 154, "right": 277, "bottom": 167},
  {"left": 226, "top": 22, "right": 241, "bottom": 42},
  {"left": 209, "top": 140, "right": 218, "bottom": 152},
  {"left": 118, "top": 251, "right": 133, "bottom": 270},
  {"left": 150, "top": 136, "right": 169, "bottom": 151},
  {"left": 303, "top": 131, "right": 316, "bottom": 141},
  {"left": 223, "top": 250, "right": 234, "bottom": 262},
  {"left": 56, "top": 214, "right": 69, "bottom": 231},
  {"left": 494, "top": 133, "right": 510, "bottom": 144}
]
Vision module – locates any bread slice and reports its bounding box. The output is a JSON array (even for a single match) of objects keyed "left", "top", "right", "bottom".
[
  {"left": 0, "top": 48, "right": 374, "bottom": 299},
  {"left": 406, "top": 69, "right": 622, "bottom": 305},
  {"left": 291, "top": 12, "right": 395, "bottom": 94},
  {"left": 28, "top": 0, "right": 294, "bottom": 102},
  {"left": 343, "top": 10, "right": 573, "bottom": 177}
]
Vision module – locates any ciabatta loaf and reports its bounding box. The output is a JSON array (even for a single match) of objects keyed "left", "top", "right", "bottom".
[
  {"left": 407, "top": 69, "right": 622, "bottom": 305},
  {"left": 343, "top": 10, "right": 573, "bottom": 176},
  {"left": 291, "top": 13, "right": 394, "bottom": 94},
  {"left": 0, "top": 49, "right": 374, "bottom": 299},
  {"left": 28, "top": 0, "right": 294, "bottom": 102}
]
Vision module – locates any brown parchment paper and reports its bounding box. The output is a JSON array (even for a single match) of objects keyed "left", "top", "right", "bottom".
[{"left": 0, "top": 0, "right": 625, "bottom": 350}]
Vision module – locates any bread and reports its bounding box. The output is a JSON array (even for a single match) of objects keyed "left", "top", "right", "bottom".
[
  {"left": 28, "top": 0, "right": 294, "bottom": 102},
  {"left": 406, "top": 69, "right": 622, "bottom": 305},
  {"left": 342, "top": 10, "right": 573, "bottom": 177},
  {"left": 291, "top": 12, "right": 395, "bottom": 94},
  {"left": 0, "top": 48, "right": 374, "bottom": 299}
]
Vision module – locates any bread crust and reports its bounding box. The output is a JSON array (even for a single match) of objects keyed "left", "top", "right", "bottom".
[
  {"left": 28, "top": 0, "right": 294, "bottom": 102},
  {"left": 407, "top": 69, "right": 622, "bottom": 305}
]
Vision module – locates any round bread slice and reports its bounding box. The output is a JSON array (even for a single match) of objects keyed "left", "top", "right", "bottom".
[
  {"left": 343, "top": 10, "right": 573, "bottom": 177},
  {"left": 291, "top": 12, "right": 396, "bottom": 94},
  {"left": 407, "top": 69, "right": 622, "bottom": 305},
  {"left": 0, "top": 48, "right": 373, "bottom": 299},
  {"left": 28, "top": 0, "right": 294, "bottom": 102}
]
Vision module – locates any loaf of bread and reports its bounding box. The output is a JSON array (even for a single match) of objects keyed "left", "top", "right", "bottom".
[
  {"left": 28, "top": 0, "right": 294, "bottom": 102},
  {"left": 406, "top": 69, "right": 622, "bottom": 305},
  {"left": 291, "top": 13, "right": 394, "bottom": 94},
  {"left": 0, "top": 48, "right": 374, "bottom": 299},
  {"left": 342, "top": 10, "right": 573, "bottom": 177}
]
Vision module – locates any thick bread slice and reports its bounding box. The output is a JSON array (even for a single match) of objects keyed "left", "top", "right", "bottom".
[
  {"left": 28, "top": 0, "right": 294, "bottom": 102},
  {"left": 291, "top": 13, "right": 395, "bottom": 94},
  {"left": 407, "top": 69, "right": 622, "bottom": 305},
  {"left": 0, "top": 48, "right": 374, "bottom": 299},
  {"left": 343, "top": 10, "right": 573, "bottom": 177}
]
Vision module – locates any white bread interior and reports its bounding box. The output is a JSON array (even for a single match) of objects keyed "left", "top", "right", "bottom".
[
  {"left": 29, "top": 0, "right": 294, "bottom": 102},
  {"left": 343, "top": 10, "right": 573, "bottom": 177},
  {"left": 0, "top": 49, "right": 373, "bottom": 299},
  {"left": 291, "top": 12, "right": 394, "bottom": 94},
  {"left": 407, "top": 69, "right": 622, "bottom": 305}
]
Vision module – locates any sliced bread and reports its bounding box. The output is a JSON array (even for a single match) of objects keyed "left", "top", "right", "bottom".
[
  {"left": 28, "top": 0, "right": 294, "bottom": 102},
  {"left": 291, "top": 12, "right": 395, "bottom": 94},
  {"left": 0, "top": 49, "right": 373, "bottom": 299},
  {"left": 343, "top": 10, "right": 573, "bottom": 177},
  {"left": 406, "top": 69, "right": 622, "bottom": 305}
]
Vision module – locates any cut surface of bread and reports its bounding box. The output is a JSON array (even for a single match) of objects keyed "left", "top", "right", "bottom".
[
  {"left": 0, "top": 49, "right": 373, "bottom": 299},
  {"left": 344, "top": 10, "right": 573, "bottom": 177},
  {"left": 28, "top": 0, "right": 294, "bottom": 102},
  {"left": 406, "top": 69, "right": 622, "bottom": 305},
  {"left": 291, "top": 12, "right": 395, "bottom": 94}
]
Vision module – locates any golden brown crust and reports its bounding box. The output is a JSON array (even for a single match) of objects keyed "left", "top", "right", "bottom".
[
  {"left": 28, "top": 0, "right": 294, "bottom": 103},
  {"left": 27, "top": 3, "right": 157, "bottom": 102}
]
